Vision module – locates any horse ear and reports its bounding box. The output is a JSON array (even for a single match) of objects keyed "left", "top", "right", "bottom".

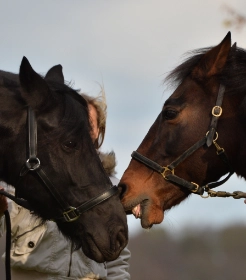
[
  {"left": 192, "top": 32, "right": 231, "bottom": 79},
  {"left": 44, "top": 64, "right": 64, "bottom": 84},
  {"left": 231, "top": 42, "right": 237, "bottom": 50},
  {"left": 19, "top": 56, "right": 51, "bottom": 110}
]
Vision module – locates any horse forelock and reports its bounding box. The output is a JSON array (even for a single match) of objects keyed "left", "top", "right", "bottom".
[
  {"left": 165, "top": 46, "right": 246, "bottom": 90},
  {"left": 164, "top": 47, "right": 210, "bottom": 88}
]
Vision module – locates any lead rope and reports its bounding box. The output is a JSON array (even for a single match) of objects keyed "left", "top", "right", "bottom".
[{"left": 4, "top": 210, "right": 11, "bottom": 280}]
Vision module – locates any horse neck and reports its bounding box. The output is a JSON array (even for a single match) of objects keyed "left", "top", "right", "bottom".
[{"left": 233, "top": 128, "right": 246, "bottom": 179}]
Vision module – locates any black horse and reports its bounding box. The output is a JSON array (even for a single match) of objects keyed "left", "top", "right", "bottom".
[{"left": 0, "top": 57, "right": 128, "bottom": 262}]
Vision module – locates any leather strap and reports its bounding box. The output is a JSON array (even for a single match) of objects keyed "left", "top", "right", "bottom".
[
  {"left": 56, "top": 186, "right": 119, "bottom": 223},
  {"left": 131, "top": 151, "right": 165, "bottom": 174},
  {"left": 168, "top": 137, "right": 207, "bottom": 170},
  {"left": 206, "top": 84, "right": 225, "bottom": 147},
  {"left": 0, "top": 189, "right": 32, "bottom": 210}
]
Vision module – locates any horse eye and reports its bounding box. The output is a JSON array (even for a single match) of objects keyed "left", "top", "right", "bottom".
[
  {"left": 163, "top": 108, "right": 178, "bottom": 120},
  {"left": 63, "top": 141, "right": 77, "bottom": 149}
]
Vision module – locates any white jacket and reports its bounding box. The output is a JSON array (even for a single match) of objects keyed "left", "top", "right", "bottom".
[{"left": 0, "top": 185, "right": 130, "bottom": 280}]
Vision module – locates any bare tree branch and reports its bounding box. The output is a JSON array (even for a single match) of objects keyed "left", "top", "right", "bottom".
[{"left": 222, "top": 4, "right": 246, "bottom": 31}]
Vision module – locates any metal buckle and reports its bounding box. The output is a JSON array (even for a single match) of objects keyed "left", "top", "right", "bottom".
[
  {"left": 63, "top": 206, "right": 80, "bottom": 222},
  {"left": 161, "top": 166, "right": 174, "bottom": 180},
  {"left": 212, "top": 106, "right": 222, "bottom": 117},
  {"left": 191, "top": 182, "right": 200, "bottom": 193}
]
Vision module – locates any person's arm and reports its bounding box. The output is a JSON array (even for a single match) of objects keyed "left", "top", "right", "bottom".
[{"left": 106, "top": 246, "right": 131, "bottom": 280}]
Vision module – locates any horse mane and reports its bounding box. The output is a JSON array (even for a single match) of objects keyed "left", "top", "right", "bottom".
[
  {"left": 165, "top": 45, "right": 246, "bottom": 94},
  {"left": 164, "top": 47, "right": 209, "bottom": 87},
  {"left": 0, "top": 71, "right": 19, "bottom": 88}
]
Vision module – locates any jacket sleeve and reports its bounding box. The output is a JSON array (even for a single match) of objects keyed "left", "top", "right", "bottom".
[
  {"left": 106, "top": 246, "right": 131, "bottom": 280},
  {"left": 0, "top": 215, "right": 5, "bottom": 238},
  {"left": 106, "top": 176, "right": 131, "bottom": 279}
]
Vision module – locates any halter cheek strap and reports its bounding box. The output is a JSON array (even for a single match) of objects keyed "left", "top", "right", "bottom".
[{"left": 206, "top": 85, "right": 225, "bottom": 147}]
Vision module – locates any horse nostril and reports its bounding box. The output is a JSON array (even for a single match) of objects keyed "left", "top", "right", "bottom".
[
  {"left": 118, "top": 183, "right": 127, "bottom": 200},
  {"left": 115, "top": 227, "right": 128, "bottom": 251}
]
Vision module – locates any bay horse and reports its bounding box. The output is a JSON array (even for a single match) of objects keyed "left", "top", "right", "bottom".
[
  {"left": 120, "top": 32, "right": 246, "bottom": 229},
  {"left": 0, "top": 57, "right": 128, "bottom": 262}
]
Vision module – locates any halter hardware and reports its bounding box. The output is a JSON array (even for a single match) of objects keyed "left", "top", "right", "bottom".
[
  {"left": 131, "top": 84, "right": 246, "bottom": 200},
  {"left": 191, "top": 182, "right": 199, "bottom": 193},
  {"left": 63, "top": 206, "right": 80, "bottom": 222},
  {"left": 161, "top": 166, "right": 174, "bottom": 180},
  {"left": 213, "top": 138, "right": 225, "bottom": 155},
  {"left": 212, "top": 106, "right": 222, "bottom": 117}
]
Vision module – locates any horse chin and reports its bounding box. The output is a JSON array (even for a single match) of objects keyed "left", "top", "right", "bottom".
[
  {"left": 57, "top": 219, "right": 127, "bottom": 263},
  {"left": 141, "top": 203, "right": 164, "bottom": 229},
  {"left": 81, "top": 237, "right": 108, "bottom": 263},
  {"left": 81, "top": 233, "right": 124, "bottom": 263},
  {"left": 130, "top": 199, "right": 165, "bottom": 229}
]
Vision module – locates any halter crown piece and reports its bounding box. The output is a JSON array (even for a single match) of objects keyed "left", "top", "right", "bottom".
[{"left": 132, "top": 85, "right": 246, "bottom": 200}]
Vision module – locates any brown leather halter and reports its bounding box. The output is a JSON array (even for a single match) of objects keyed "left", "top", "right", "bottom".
[{"left": 131, "top": 85, "right": 246, "bottom": 199}]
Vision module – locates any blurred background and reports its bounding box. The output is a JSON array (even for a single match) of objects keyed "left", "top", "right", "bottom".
[{"left": 0, "top": 1, "right": 246, "bottom": 279}]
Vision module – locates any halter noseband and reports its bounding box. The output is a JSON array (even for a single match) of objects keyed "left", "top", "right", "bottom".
[
  {"left": 131, "top": 84, "right": 236, "bottom": 197},
  {"left": 0, "top": 107, "right": 118, "bottom": 223}
]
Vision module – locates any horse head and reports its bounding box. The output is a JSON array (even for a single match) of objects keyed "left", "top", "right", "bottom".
[
  {"left": 120, "top": 32, "right": 246, "bottom": 229},
  {"left": 0, "top": 57, "right": 128, "bottom": 262}
]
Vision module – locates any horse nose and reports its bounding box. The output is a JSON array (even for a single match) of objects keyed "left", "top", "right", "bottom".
[
  {"left": 114, "top": 226, "right": 128, "bottom": 252},
  {"left": 118, "top": 183, "right": 132, "bottom": 215},
  {"left": 118, "top": 183, "right": 127, "bottom": 200}
]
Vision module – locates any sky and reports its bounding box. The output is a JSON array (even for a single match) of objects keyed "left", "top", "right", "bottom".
[{"left": 1, "top": 0, "right": 246, "bottom": 237}]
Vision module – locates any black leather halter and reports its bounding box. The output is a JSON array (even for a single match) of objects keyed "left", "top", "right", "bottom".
[
  {"left": 0, "top": 107, "right": 118, "bottom": 223},
  {"left": 131, "top": 85, "right": 235, "bottom": 196}
]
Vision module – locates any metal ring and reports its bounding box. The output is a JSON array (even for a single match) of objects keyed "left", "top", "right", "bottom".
[
  {"left": 200, "top": 193, "right": 210, "bottom": 199},
  {"left": 212, "top": 106, "right": 222, "bottom": 117},
  {"left": 26, "top": 158, "right": 40, "bottom": 171},
  {"left": 206, "top": 131, "right": 218, "bottom": 142}
]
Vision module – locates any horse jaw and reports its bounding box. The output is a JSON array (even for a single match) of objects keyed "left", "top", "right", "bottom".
[{"left": 120, "top": 168, "right": 188, "bottom": 229}]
